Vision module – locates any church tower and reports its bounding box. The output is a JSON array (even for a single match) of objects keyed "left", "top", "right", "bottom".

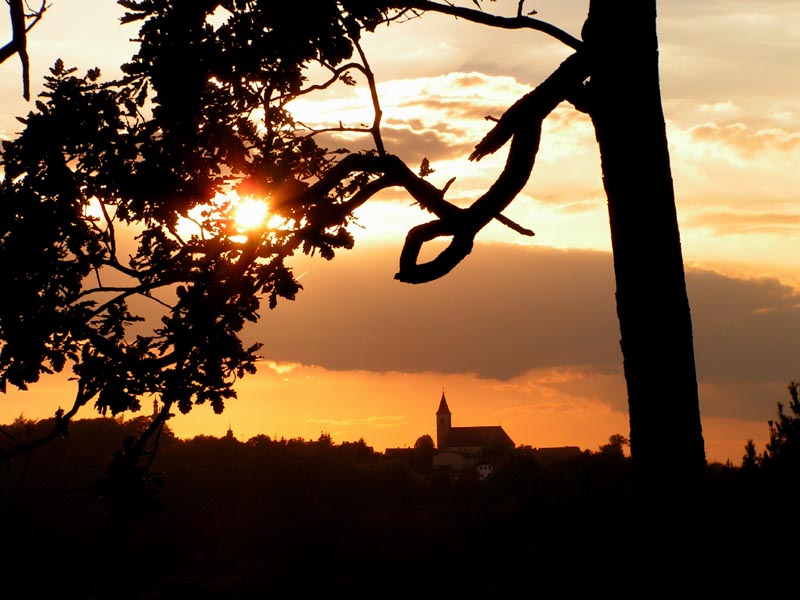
[{"left": 436, "top": 391, "right": 451, "bottom": 451}]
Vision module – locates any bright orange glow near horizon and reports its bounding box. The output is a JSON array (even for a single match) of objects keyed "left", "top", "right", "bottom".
[{"left": 0, "top": 359, "right": 772, "bottom": 465}]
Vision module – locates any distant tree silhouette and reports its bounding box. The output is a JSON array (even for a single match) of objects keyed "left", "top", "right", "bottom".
[
  {"left": 736, "top": 379, "right": 800, "bottom": 498},
  {"left": 761, "top": 380, "right": 800, "bottom": 471},
  {"left": 742, "top": 438, "right": 758, "bottom": 470},
  {"left": 8, "top": 415, "right": 786, "bottom": 597},
  {"left": 599, "top": 433, "right": 630, "bottom": 459},
  {"left": 413, "top": 433, "right": 435, "bottom": 467},
  {"left": 0, "top": 0, "right": 704, "bottom": 496},
  {"left": 414, "top": 433, "right": 434, "bottom": 449}
]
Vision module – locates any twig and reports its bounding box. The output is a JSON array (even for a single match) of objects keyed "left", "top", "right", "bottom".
[{"left": 351, "top": 34, "right": 386, "bottom": 157}]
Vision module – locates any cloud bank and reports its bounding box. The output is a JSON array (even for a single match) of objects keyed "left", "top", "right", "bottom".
[{"left": 251, "top": 242, "right": 800, "bottom": 423}]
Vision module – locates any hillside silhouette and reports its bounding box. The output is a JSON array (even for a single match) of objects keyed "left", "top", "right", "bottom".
[{"left": 2, "top": 414, "right": 797, "bottom": 598}]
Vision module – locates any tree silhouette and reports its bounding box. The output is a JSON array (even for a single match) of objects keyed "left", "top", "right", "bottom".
[
  {"left": 1, "top": 2, "right": 397, "bottom": 465},
  {"left": 413, "top": 433, "right": 435, "bottom": 467},
  {"left": 414, "top": 433, "right": 434, "bottom": 451},
  {"left": 762, "top": 380, "right": 800, "bottom": 472},
  {"left": 583, "top": 0, "right": 705, "bottom": 494},
  {"left": 599, "top": 433, "right": 630, "bottom": 459},
  {"left": 0, "top": 1, "right": 704, "bottom": 493}
]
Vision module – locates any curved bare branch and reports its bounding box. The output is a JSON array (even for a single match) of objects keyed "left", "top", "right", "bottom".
[{"left": 395, "top": 51, "right": 590, "bottom": 284}]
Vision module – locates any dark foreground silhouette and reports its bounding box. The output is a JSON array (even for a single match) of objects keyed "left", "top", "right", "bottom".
[{"left": 1, "top": 416, "right": 796, "bottom": 599}]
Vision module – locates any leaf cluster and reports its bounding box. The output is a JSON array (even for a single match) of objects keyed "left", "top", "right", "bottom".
[{"left": 0, "top": 1, "right": 397, "bottom": 427}]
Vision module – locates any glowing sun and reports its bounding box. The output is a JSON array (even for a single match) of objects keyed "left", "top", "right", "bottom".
[{"left": 233, "top": 197, "right": 269, "bottom": 231}]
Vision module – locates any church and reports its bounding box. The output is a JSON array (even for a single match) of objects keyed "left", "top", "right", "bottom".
[{"left": 432, "top": 391, "right": 515, "bottom": 475}]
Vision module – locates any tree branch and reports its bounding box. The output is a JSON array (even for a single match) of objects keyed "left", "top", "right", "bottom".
[
  {"left": 0, "top": 1, "right": 47, "bottom": 100},
  {"left": 396, "top": 0, "right": 583, "bottom": 50},
  {"left": 298, "top": 123, "right": 373, "bottom": 137},
  {"left": 470, "top": 51, "right": 589, "bottom": 161},
  {"left": 395, "top": 51, "right": 590, "bottom": 284},
  {"left": 350, "top": 34, "right": 386, "bottom": 157},
  {"left": 290, "top": 61, "right": 366, "bottom": 99}
]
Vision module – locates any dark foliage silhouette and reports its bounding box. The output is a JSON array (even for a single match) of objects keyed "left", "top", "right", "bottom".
[
  {"left": 740, "top": 379, "right": 800, "bottom": 498},
  {"left": 0, "top": 417, "right": 630, "bottom": 597},
  {"left": 1, "top": 1, "right": 406, "bottom": 470},
  {"left": 3, "top": 415, "right": 796, "bottom": 598},
  {"left": 763, "top": 380, "right": 800, "bottom": 469}
]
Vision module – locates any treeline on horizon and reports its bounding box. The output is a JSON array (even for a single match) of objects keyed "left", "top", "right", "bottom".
[{"left": 1, "top": 407, "right": 799, "bottom": 599}]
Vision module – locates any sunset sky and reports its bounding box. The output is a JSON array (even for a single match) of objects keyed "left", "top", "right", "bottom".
[{"left": 1, "top": 0, "right": 798, "bottom": 464}]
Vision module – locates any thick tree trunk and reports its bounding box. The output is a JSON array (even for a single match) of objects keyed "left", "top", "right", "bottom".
[{"left": 585, "top": 0, "right": 706, "bottom": 492}]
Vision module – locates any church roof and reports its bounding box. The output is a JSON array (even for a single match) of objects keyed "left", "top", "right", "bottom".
[
  {"left": 436, "top": 392, "right": 450, "bottom": 416},
  {"left": 444, "top": 426, "right": 514, "bottom": 449}
]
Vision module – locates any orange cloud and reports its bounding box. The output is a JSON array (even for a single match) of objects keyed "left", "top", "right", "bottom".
[
  {"left": 687, "top": 210, "right": 800, "bottom": 236},
  {"left": 688, "top": 122, "right": 800, "bottom": 158}
]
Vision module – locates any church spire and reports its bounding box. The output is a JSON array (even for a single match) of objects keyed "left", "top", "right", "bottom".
[
  {"left": 436, "top": 390, "right": 451, "bottom": 450},
  {"left": 436, "top": 389, "right": 450, "bottom": 416}
]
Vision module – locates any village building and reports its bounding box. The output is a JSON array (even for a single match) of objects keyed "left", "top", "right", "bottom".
[{"left": 433, "top": 391, "right": 515, "bottom": 478}]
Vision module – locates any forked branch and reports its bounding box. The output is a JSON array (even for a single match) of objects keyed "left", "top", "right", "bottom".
[
  {"left": 0, "top": 1, "right": 48, "bottom": 100},
  {"left": 394, "top": 51, "right": 590, "bottom": 284}
]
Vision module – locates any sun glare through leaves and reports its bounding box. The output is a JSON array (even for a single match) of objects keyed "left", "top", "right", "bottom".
[
  {"left": 232, "top": 196, "right": 269, "bottom": 231},
  {"left": 173, "top": 192, "right": 287, "bottom": 242}
]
